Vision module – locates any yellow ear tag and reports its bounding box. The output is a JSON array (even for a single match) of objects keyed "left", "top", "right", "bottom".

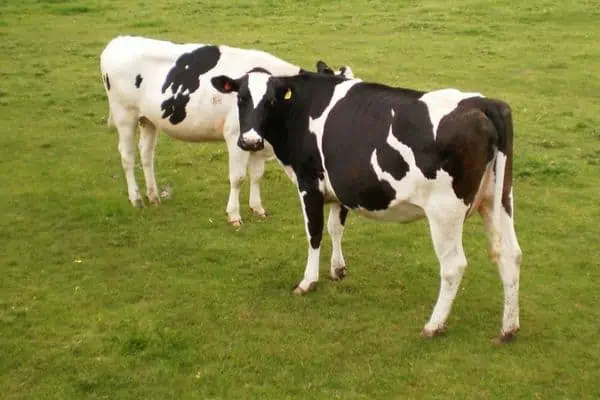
[{"left": 284, "top": 88, "right": 292, "bottom": 100}]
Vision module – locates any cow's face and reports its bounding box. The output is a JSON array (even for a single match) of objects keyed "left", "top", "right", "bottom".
[
  {"left": 211, "top": 61, "right": 353, "bottom": 152},
  {"left": 211, "top": 73, "right": 289, "bottom": 151}
]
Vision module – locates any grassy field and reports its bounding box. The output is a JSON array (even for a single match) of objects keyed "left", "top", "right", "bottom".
[{"left": 1, "top": 0, "right": 600, "bottom": 398}]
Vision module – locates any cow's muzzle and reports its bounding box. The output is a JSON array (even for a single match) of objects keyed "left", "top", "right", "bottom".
[{"left": 238, "top": 129, "right": 264, "bottom": 152}]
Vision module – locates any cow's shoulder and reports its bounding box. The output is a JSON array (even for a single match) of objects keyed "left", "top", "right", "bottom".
[
  {"left": 161, "top": 45, "right": 221, "bottom": 94},
  {"left": 158, "top": 45, "right": 222, "bottom": 125}
]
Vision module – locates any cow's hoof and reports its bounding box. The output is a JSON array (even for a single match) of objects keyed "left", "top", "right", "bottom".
[
  {"left": 148, "top": 194, "right": 161, "bottom": 205},
  {"left": 229, "top": 219, "right": 242, "bottom": 228},
  {"left": 491, "top": 328, "right": 519, "bottom": 345},
  {"left": 293, "top": 281, "right": 317, "bottom": 295},
  {"left": 132, "top": 199, "right": 144, "bottom": 208},
  {"left": 330, "top": 267, "right": 346, "bottom": 281},
  {"left": 421, "top": 325, "right": 447, "bottom": 338},
  {"left": 251, "top": 208, "right": 268, "bottom": 219}
]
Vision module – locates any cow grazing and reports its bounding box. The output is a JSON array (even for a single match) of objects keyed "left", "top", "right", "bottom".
[
  {"left": 100, "top": 36, "right": 353, "bottom": 225},
  {"left": 211, "top": 71, "right": 522, "bottom": 342}
]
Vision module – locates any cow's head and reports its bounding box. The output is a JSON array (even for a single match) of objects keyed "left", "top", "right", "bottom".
[
  {"left": 211, "top": 61, "right": 353, "bottom": 152},
  {"left": 210, "top": 72, "right": 288, "bottom": 151}
]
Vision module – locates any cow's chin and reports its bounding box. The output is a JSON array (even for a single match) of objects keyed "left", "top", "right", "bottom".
[{"left": 237, "top": 140, "right": 265, "bottom": 152}]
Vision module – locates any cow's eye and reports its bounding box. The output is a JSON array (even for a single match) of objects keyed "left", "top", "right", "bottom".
[{"left": 238, "top": 95, "right": 247, "bottom": 105}]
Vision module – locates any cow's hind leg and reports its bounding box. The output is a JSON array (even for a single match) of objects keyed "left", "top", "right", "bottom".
[
  {"left": 422, "top": 199, "right": 469, "bottom": 337},
  {"left": 248, "top": 153, "right": 267, "bottom": 218},
  {"left": 328, "top": 203, "right": 348, "bottom": 280},
  {"left": 480, "top": 194, "right": 522, "bottom": 343},
  {"left": 113, "top": 107, "right": 143, "bottom": 207},
  {"left": 138, "top": 118, "right": 160, "bottom": 204}
]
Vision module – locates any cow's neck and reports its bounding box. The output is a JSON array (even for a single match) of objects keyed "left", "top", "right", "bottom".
[
  {"left": 266, "top": 75, "right": 344, "bottom": 170},
  {"left": 265, "top": 111, "right": 310, "bottom": 168}
]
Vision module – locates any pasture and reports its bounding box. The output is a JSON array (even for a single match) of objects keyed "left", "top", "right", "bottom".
[{"left": 1, "top": 0, "right": 599, "bottom": 398}]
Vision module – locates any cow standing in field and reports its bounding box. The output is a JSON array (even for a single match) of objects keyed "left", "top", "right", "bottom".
[
  {"left": 211, "top": 71, "right": 522, "bottom": 342},
  {"left": 100, "top": 36, "right": 352, "bottom": 225}
]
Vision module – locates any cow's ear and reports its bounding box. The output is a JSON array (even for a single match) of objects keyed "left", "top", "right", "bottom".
[
  {"left": 316, "top": 60, "right": 334, "bottom": 75},
  {"left": 275, "top": 84, "right": 294, "bottom": 102},
  {"left": 211, "top": 76, "right": 240, "bottom": 93},
  {"left": 338, "top": 66, "right": 354, "bottom": 79}
]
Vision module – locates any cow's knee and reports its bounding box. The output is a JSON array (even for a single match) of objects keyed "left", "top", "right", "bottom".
[
  {"left": 441, "top": 253, "right": 467, "bottom": 284},
  {"left": 227, "top": 149, "right": 248, "bottom": 189},
  {"left": 226, "top": 169, "right": 246, "bottom": 226},
  {"left": 229, "top": 173, "right": 245, "bottom": 188}
]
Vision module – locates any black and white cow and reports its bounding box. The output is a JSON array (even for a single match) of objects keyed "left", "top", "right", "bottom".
[
  {"left": 100, "top": 36, "right": 353, "bottom": 225},
  {"left": 211, "top": 71, "right": 522, "bottom": 342}
]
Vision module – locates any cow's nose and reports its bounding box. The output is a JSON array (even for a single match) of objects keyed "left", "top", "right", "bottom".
[{"left": 239, "top": 130, "right": 264, "bottom": 151}]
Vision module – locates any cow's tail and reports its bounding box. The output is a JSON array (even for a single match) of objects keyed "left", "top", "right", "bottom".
[
  {"left": 100, "top": 71, "right": 115, "bottom": 130},
  {"left": 106, "top": 108, "right": 114, "bottom": 129},
  {"left": 482, "top": 99, "right": 514, "bottom": 229},
  {"left": 492, "top": 144, "right": 507, "bottom": 229}
]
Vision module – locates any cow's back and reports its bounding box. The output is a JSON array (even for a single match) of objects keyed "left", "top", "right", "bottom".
[
  {"left": 312, "top": 81, "right": 494, "bottom": 215},
  {"left": 313, "top": 81, "right": 425, "bottom": 210},
  {"left": 101, "top": 36, "right": 300, "bottom": 141}
]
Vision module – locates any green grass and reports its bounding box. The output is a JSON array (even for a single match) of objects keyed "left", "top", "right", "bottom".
[{"left": 1, "top": 0, "right": 600, "bottom": 398}]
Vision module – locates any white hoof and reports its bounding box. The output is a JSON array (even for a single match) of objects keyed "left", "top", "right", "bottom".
[
  {"left": 293, "top": 281, "right": 317, "bottom": 295},
  {"left": 329, "top": 266, "right": 346, "bottom": 281},
  {"left": 251, "top": 208, "right": 268, "bottom": 219},
  {"left": 421, "top": 324, "right": 447, "bottom": 338},
  {"left": 131, "top": 198, "right": 144, "bottom": 208},
  {"left": 229, "top": 219, "right": 242, "bottom": 227}
]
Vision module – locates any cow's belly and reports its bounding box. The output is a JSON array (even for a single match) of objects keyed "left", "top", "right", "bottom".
[
  {"left": 159, "top": 118, "right": 226, "bottom": 142},
  {"left": 140, "top": 88, "right": 232, "bottom": 142},
  {"left": 354, "top": 202, "right": 425, "bottom": 223}
]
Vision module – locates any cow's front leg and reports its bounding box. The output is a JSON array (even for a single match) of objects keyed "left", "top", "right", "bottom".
[
  {"left": 293, "top": 188, "right": 324, "bottom": 294},
  {"left": 248, "top": 153, "right": 267, "bottom": 218},
  {"left": 224, "top": 120, "right": 250, "bottom": 226},
  {"left": 328, "top": 203, "right": 348, "bottom": 280}
]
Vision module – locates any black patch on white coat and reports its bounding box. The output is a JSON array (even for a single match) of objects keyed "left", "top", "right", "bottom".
[
  {"left": 322, "top": 83, "right": 427, "bottom": 210},
  {"left": 135, "top": 74, "right": 143, "bottom": 88},
  {"left": 160, "top": 45, "right": 221, "bottom": 124},
  {"left": 104, "top": 74, "right": 111, "bottom": 90}
]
